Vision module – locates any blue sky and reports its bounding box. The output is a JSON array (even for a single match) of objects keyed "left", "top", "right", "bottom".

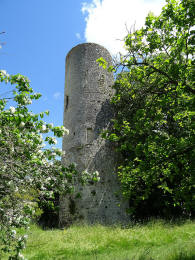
[
  {"left": 0, "top": 0, "right": 165, "bottom": 148},
  {"left": 0, "top": 0, "right": 89, "bottom": 125}
]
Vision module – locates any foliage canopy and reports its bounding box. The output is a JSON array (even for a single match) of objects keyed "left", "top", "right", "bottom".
[{"left": 103, "top": 0, "right": 195, "bottom": 218}]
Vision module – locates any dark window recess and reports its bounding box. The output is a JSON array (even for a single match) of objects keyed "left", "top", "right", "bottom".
[
  {"left": 65, "top": 95, "right": 69, "bottom": 110},
  {"left": 91, "top": 190, "right": 96, "bottom": 196},
  {"left": 69, "top": 198, "right": 76, "bottom": 215}
]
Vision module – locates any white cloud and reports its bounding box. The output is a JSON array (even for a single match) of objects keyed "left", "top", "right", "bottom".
[
  {"left": 53, "top": 92, "right": 61, "bottom": 100},
  {"left": 81, "top": 0, "right": 165, "bottom": 55},
  {"left": 76, "top": 33, "right": 81, "bottom": 40}
]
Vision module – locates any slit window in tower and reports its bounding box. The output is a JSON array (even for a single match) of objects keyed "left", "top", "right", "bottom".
[
  {"left": 65, "top": 95, "right": 69, "bottom": 110},
  {"left": 86, "top": 128, "right": 93, "bottom": 144}
]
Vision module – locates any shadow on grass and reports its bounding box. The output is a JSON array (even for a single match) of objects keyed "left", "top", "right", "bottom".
[
  {"left": 27, "top": 249, "right": 195, "bottom": 260},
  {"left": 170, "top": 252, "right": 195, "bottom": 260},
  {"left": 136, "top": 252, "right": 195, "bottom": 260},
  {"left": 26, "top": 250, "right": 195, "bottom": 260}
]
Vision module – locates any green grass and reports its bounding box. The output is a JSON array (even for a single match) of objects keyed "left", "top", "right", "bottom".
[{"left": 10, "top": 220, "right": 195, "bottom": 259}]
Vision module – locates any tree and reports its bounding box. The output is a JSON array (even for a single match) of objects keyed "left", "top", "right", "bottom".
[
  {"left": 102, "top": 0, "right": 195, "bottom": 218},
  {"left": 0, "top": 70, "right": 97, "bottom": 259}
]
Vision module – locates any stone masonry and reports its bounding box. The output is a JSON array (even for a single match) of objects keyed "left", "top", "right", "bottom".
[{"left": 59, "top": 43, "right": 129, "bottom": 227}]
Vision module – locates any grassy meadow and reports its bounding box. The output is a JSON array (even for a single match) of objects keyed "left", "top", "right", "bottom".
[{"left": 14, "top": 220, "right": 195, "bottom": 260}]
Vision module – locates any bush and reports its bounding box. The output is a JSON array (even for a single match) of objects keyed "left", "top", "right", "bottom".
[{"left": 0, "top": 71, "right": 94, "bottom": 259}]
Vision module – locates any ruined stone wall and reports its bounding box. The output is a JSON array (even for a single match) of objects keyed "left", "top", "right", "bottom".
[{"left": 59, "top": 43, "right": 129, "bottom": 227}]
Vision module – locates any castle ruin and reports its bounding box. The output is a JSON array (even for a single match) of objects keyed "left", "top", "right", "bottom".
[{"left": 59, "top": 43, "right": 129, "bottom": 226}]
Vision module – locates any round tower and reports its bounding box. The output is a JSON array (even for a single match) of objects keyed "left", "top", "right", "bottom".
[{"left": 59, "top": 43, "right": 128, "bottom": 226}]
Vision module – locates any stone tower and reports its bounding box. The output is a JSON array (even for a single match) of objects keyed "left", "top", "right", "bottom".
[{"left": 59, "top": 43, "right": 128, "bottom": 226}]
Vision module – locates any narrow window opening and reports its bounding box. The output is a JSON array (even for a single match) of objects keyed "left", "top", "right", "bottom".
[
  {"left": 65, "top": 95, "right": 69, "bottom": 110},
  {"left": 98, "top": 74, "right": 105, "bottom": 89},
  {"left": 86, "top": 128, "right": 93, "bottom": 144}
]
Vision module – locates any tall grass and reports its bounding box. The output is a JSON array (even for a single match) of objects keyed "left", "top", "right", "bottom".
[{"left": 9, "top": 220, "right": 195, "bottom": 259}]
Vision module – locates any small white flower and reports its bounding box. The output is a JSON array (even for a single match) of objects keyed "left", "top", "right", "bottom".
[
  {"left": 9, "top": 106, "right": 16, "bottom": 114},
  {"left": 62, "top": 126, "right": 69, "bottom": 135},
  {"left": 24, "top": 175, "right": 31, "bottom": 182},
  {"left": 0, "top": 70, "right": 7, "bottom": 75},
  {"left": 42, "top": 125, "right": 47, "bottom": 131},
  {"left": 37, "top": 150, "right": 43, "bottom": 155},
  {"left": 94, "top": 171, "right": 99, "bottom": 176},
  {"left": 53, "top": 138, "right": 57, "bottom": 145},
  {"left": 18, "top": 253, "right": 25, "bottom": 259},
  {"left": 11, "top": 230, "right": 17, "bottom": 236},
  {"left": 0, "top": 129, "right": 2, "bottom": 134},
  {"left": 19, "top": 122, "right": 25, "bottom": 128},
  {"left": 83, "top": 169, "right": 89, "bottom": 175},
  {"left": 48, "top": 161, "right": 53, "bottom": 166},
  {"left": 41, "top": 185, "right": 46, "bottom": 191}
]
